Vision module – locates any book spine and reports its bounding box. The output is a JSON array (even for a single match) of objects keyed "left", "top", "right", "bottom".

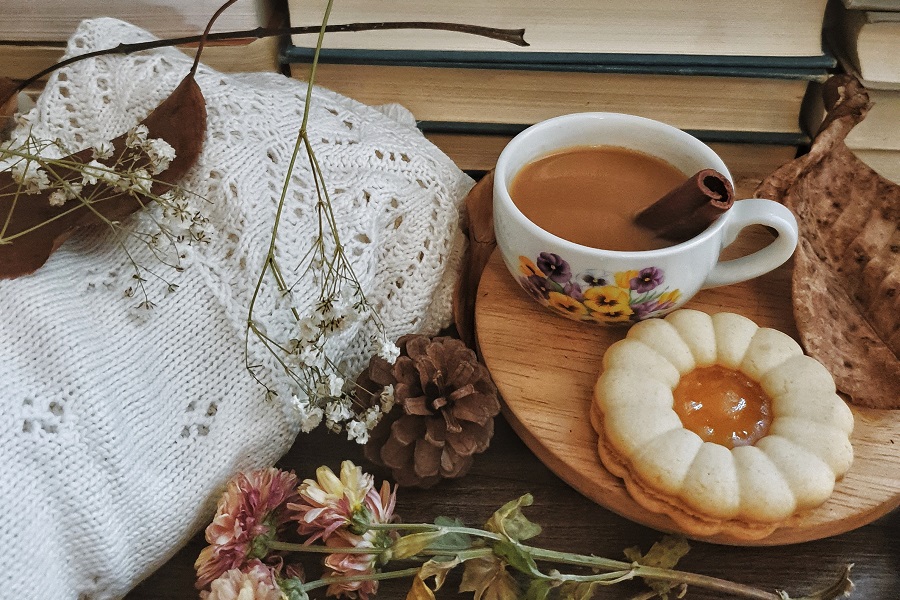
[
  {"left": 417, "top": 121, "right": 811, "bottom": 146},
  {"left": 842, "top": 0, "right": 900, "bottom": 10},
  {"left": 282, "top": 47, "right": 833, "bottom": 81}
]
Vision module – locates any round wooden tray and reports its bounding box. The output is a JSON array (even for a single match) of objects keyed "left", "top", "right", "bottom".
[{"left": 475, "top": 243, "right": 900, "bottom": 546}]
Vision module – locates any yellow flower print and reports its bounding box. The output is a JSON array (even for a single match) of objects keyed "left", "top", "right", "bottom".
[
  {"left": 614, "top": 270, "right": 639, "bottom": 289},
  {"left": 519, "top": 256, "right": 543, "bottom": 277},
  {"left": 590, "top": 308, "right": 634, "bottom": 323},
  {"left": 659, "top": 289, "right": 682, "bottom": 304},
  {"left": 583, "top": 286, "right": 630, "bottom": 313},
  {"left": 548, "top": 292, "right": 589, "bottom": 318}
]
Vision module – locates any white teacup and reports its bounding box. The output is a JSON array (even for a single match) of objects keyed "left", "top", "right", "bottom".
[{"left": 493, "top": 112, "right": 798, "bottom": 325}]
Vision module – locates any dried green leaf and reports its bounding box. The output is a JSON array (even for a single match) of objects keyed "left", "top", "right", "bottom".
[
  {"left": 431, "top": 516, "right": 473, "bottom": 552},
  {"left": 484, "top": 494, "right": 541, "bottom": 542},
  {"left": 418, "top": 556, "right": 462, "bottom": 592},
  {"left": 558, "top": 581, "right": 601, "bottom": 600},
  {"left": 781, "top": 564, "right": 854, "bottom": 600},
  {"left": 623, "top": 536, "right": 690, "bottom": 570},
  {"left": 493, "top": 539, "right": 543, "bottom": 579},
  {"left": 393, "top": 531, "right": 447, "bottom": 560},
  {"left": 460, "top": 555, "right": 521, "bottom": 600},
  {"left": 406, "top": 575, "right": 437, "bottom": 600},
  {"left": 625, "top": 536, "right": 691, "bottom": 599},
  {"left": 525, "top": 579, "right": 555, "bottom": 600}
]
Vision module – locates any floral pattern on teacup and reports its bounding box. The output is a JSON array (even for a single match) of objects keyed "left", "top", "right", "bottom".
[{"left": 517, "top": 253, "right": 682, "bottom": 323}]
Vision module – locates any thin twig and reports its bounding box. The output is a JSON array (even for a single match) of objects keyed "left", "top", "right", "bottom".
[
  {"left": 15, "top": 21, "right": 528, "bottom": 90},
  {"left": 190, "top": 0, "right": 241, "bottom": 75}
]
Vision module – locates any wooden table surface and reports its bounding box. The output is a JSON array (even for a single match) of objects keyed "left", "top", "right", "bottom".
[
  {"left": 128, "top": 145, "right": 900, "bottom": 600},
  {"left": 127, "top": 416, "right": 900, "bottom": 600}
]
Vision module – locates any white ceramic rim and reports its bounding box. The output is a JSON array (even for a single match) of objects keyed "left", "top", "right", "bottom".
[{"left": 494, "top": 112, "right": 735, "bottom": 259}]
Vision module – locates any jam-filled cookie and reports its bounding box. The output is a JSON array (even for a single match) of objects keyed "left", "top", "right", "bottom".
[{"left": 591, "top": 309, "right": 854, "bottom": 540}]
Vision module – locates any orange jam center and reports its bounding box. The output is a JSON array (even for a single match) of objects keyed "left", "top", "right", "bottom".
[{"left": 672, "top": 365, "right": 773, "bottom": 449}]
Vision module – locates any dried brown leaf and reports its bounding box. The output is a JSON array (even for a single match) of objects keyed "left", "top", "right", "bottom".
[
  {"left": 0, "top": 77, "right": 18, "bottom": 139},
  {"left": 756, "top": 74, "right": 900, "bottom": 409},
  {"left": 0, "top": 72, "right": 206, "bottom": 278},
  {"left": 452, "top": 171, "right": 496, "bottom": 349}
]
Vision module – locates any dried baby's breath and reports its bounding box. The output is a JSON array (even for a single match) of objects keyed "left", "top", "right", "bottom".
[
  {"left": 0, "top": 124, "right": 208, "bottom": 307},
  {"left": 243, "top": 0, "right": 398, "bottom": 441}
]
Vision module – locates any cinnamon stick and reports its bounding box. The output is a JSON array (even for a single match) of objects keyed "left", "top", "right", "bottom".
[{"left": 634, "top": 169, "right": 734, "bottom": 242}]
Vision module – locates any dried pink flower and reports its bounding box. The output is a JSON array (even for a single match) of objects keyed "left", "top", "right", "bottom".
[
  {"left": 195, "top": 468, "right": 299, "bottom": 589},
  {"left": 200, "top": 560, "right": 282, "bottom": 600},
  {"left": 287, "top": 460, "right": 375, "bottom": 543},
  {"left": 322, "top": 538, "right": 380, "bottom": 600},
  {"left": 320, "top": 480, "right": 399, "bottom": 600}
]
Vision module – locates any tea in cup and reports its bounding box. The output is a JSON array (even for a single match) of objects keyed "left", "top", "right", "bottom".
[{"left": 493, "top": 112, "right": 799, "bottom": 325}]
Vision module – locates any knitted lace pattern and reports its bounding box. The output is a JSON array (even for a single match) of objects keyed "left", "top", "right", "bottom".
[{"left": 0, "top": 18, "right": 471, "bottom": 599}]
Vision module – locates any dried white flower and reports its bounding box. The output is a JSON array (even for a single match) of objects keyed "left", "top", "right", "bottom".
[
  {"left": 377, "top": 340, "right": 401, "bottom": 364},
  {"left": 128, "top": 168, "right": 153, "bottom": 195},
  {"left": 379, "top": 384, "right": 395, "bottom": 414},
  {"left": 67, "top": 181, "right": 83, "bottom": 197},
  {"left": 11, "top": 160, "right": 50, "bottom": 194},
  {"left": 100, "top": 168, "right": 123, "bottom": 188},
  {"left": 299, "top": 346, "right": 326, "bottom": 370},
  {"left": 296, "top": 317, "right": 320, "bottom": 343},
  {"left": 91, "top": 141, "right": 115, "bottom": 160},
  {"left": 330, "top": 290, "right": 355, "bottom": 318},
  {"left": 24, "top": 168, "right": 51, "bottom": 194},
  {"left": 291, "top": 394, "right": 324, "bottom": 433},
  {"left": 316, "top": 373, "right": 344, "bottom": 399},
  {"left": 271, "top": 291, "right": 296, "bottom": 316},
  {"left": 345, "top": 419, "right": 369, "bottom": 444},
  {"left": 48, "top": 190, "right": 67, "bottom": 207},
  {"left": 81, "top": 159, "right": 106, "bottom": 186},
  {"left": 145, "top": 138, "right": 176, "bottom": 174},
  {"left": 324, "top": 398, "right": 352, "bottom": 424},
  {"left": 327, "top": 374, "right": 345, "bottom": 397},
  {"left": 361, "top": 405, "right": 382, "bottom": 429},
  {"left": 126, "top": 124, "right": 149, "bottom": 148}
]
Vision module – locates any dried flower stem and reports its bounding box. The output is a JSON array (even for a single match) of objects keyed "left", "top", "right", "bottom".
[
  {"left": 299, "top": 567, "right": 423, "bottom": 593},
  {"left": 243, "top": 0, "right": 335, "bottom": 400},
  {"left": 267, "top": 522, "right": 850, "bottom": 600},
  {"left": 366, "top": 522, "right": 502, "bottom": 540},
  {"left": 268, "top": 541, "right": 377, "bottom": 554},
  {"left": 363, "top": 523, "right": 794, "bottom": 598},
  {"left": 520, "top": 546, "right": 787, "bottom": 599}
]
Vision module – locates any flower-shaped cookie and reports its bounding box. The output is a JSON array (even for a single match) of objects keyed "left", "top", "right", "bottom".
[{"left": 591, "top": 309, "right": 854, "bottom": 540}]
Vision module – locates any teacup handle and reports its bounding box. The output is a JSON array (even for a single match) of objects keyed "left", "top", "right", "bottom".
[{"left": 702, "top": 199, "right": 799, "bottom": 289}]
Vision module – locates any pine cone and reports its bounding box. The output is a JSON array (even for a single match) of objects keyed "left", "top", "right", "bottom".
[{"left": 356, "top": 334, "right": 500, "bottom": 488}]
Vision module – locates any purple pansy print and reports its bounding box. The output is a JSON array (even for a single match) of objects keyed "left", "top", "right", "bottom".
[
  {"left": 562, "top": 281, "right": 584, "bottom": 301},
  {"left": 630, "top": 267, "right": 664, "bottom": 293},
  {"left": 630, "top": 297, "right": 679, "bottom": 320},
  {"left": 520, "top": 275, "right": 553, "bottom": 302},
  {"left": 516, "top": 252, "right": 682, "bottom": 323},
  {"left": 536, "top": 252, "right": 572, "bottom": 284}
]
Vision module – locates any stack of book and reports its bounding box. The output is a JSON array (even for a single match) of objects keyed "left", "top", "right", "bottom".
[
  {"left": 284, "top": 0, "right": 835, "bottom": 180},
  {"left": 815, "top": 0, "right": 900, "bottom": 182},
  {"left": 0, "top": 0, "right": 283, "bottom": 86}
]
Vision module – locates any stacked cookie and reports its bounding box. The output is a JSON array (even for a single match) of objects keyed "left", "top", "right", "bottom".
[{"left": 591, "top": 309, "right": 854, "bottom": 540}]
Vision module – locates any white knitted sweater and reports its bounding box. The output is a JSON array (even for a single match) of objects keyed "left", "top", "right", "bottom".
[{"left": 0, "top": 18, "right": 472, "bottom": 599}]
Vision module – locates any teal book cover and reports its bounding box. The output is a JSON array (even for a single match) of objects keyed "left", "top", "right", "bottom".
[{"left": 282, "top": 47, "right": 836, "bottom": 80}]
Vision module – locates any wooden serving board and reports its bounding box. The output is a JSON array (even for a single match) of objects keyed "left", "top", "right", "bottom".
[{"left": 475, "top": 235, "right": 900, "bottom": 546}]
